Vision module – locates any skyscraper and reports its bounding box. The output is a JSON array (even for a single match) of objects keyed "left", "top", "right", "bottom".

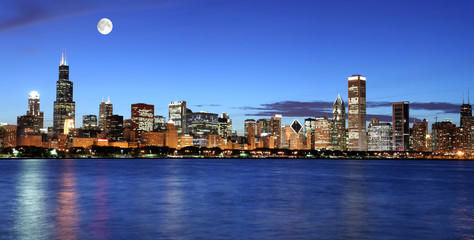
[
  {"left": 332, "top": 94, "right": 346, "bottom": 151},
  {"left": 53, "top": 50, "right": 75, "bottom": 135},
  {"left": 461, "top": 91, "right": 472, "bottom": 128},
  {"left": 348, "top": 75, "right": 366, "bottom": 151},
  {"left": 271, "top": 114, "right": 282, "bottom": 149},
  {"left": 131, "top": 103, "right": 154, "bottom": 138},
  {"left": 17, "top": 91, "right": 44, "bottom": 134},
  {"left": 244, "top": 119, "right": 256, "bottom": 138},
  {"left": 367, "top": 118, "right": 392, "bottom": 151},
  {"left": 99, "top": 97, "right": 113, "bottom": 132},
  {"left": 392, "top": 101, "right": 409, "bottom": 151},
  {"left": 169, "top": 101, "right": 187, "bottom": 135},
  {"left": 412, "top": 119, "right": 428, "bottom": 152},
  {"left": 217, "top": 113, "right": 232, "bottom": 138},
  {"left": 83, "top": 115, "right": 98, "bottom": 129}
]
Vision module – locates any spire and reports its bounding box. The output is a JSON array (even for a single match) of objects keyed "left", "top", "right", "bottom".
[
  {"left": 102, "top": 96, "right": 104, "bottom": 102},
  {"left": 107, "top": 96, "right": 110, "bottom": 103},
  {"left": 64, "top": 48, "right": 67, "bottom": 66},
  {"left": 469, "top": 89, "right": 471, "bottom": 105},
  {"left": 60, "top": 51, "right": 64, "bottom": 66},
  {"left": 463, "top": 89, "right": 465, "bottom": 104}
]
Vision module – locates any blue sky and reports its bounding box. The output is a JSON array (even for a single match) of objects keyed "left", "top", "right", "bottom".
[{"left": 1, "top": 0, "right": 473, "bottom": 134}]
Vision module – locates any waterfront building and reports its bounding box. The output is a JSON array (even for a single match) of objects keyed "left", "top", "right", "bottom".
[
  {"left": 367, "top": 118, "right": 392, "bottom": 151},
  {"left": 165, "top": 120, "right": 178, "bottom": 149},
  {"left": 271, "top": 114, "right": 282, "bottom": 149},
  {"left": 154, "top": 115, "right": 166, "bottom": 132},
  {"left": 392, "top": 102, "right": 410, "bottom": 151},
  {"left": 179, "top": 135, "right": 194, "bottom": 148},
  {"left": 332, "top": 94, "right": 346, "bottom": 151},
  {"left": 72, "top": 138, "right": 94, "bottom": 149},
  {"left": 99, "top": 98, "right": 113, "bottom": 132},
  {"left": 314, "top": 117, "right": 333, "bottom": 150},
  {"left": 18, "top": 135, "right": 42, "bottom": 147},
  {"left": 187, "top": 111, "right": 219, "bottom": 135},
  {"left": 432, "top": 120, "right": 457, "bottom": 154},
  {"left": 141, "top": 132, "right": 164, "bottom": 147},
  {"left": 53, "top": 50, "right": 75, "bottom": 135},
  {"left": 17, "top": 91, "right": 44, "bottom": 135},
  {"left": 261, "top": 136, "right": 275, "bottom": 149},
  {"left": 244, "top": 119, "right": 257, "bottom": 138},
  {"left": 217, "top": 113, "right": 232, "bottom": 138},
  {"left": 83, "top": 115, "right": 98, "bottom": 129},
  {"left": 461, "top": 91, "right": 472, "bottom": 128},
  {"left": 289, "top": 120, "right": 304, "bottom": 150},
  {"left": 247, "top": 123, "right": 256, "bottom": 150},
  {"left": 257, "top": 119, "right": 272, "bottom": 137},
  {"left": 304, "top": 118, "right": 315, "bottom": 135},
  {"left": 169, "top": 101, "right": 187, "bottom": 135},
  {"left": 3, "top": 125, "right": 17, "bottom": 147},
  {"left": 131, "top": 103, "right": 154, "bottom": 136},
  {"left": 106, "top": 115, "right": 124, "bottom": 140},
  {"left": 347, "top": 75, "right": 367, "bottom": 151},
  {"left": 412, "top": 119, "right": 428, "bottom": 152},
  {"left": 208, "top": 134, "right": 222, "bottom": 148}
]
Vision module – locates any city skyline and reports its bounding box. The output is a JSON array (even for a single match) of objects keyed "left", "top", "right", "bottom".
[{"left": 1, "top": 0, "right": 473, "bottom": 133}]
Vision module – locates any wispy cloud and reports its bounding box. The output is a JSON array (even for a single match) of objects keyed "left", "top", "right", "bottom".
[
  {"left": 240, "top": 99, "right": 457, "bottom": 122},
  {"left": 0, "top": 0, "right": 175, "bottom": 32}
]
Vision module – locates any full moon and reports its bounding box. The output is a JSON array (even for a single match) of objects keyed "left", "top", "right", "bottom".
[{"left": 97, "top": 18, "right": 113, "bottom": 35}]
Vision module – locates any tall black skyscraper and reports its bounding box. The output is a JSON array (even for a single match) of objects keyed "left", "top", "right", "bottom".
[
  {"left": 461, "top": 91, "right": 472, "bottom": 128},
  {"left": 53, "top": 50, "right": 75, "bottom": 135}
]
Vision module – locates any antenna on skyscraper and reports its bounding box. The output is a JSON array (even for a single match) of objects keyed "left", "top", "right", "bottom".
[
  {"left": 469, "top": 89, "right": 471, "bottom": 105},
  {"left": 463, "top": 89, "right": 465, "bottom": 104}
]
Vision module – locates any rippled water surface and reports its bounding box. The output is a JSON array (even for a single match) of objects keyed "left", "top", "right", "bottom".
[{"left": 0, "top": 159, "right": 473, "bottom": 239}]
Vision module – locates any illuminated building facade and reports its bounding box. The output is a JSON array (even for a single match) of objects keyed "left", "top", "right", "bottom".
[
  {"left": 141, "top": 132, "right": 164, "bottom": 147},
  {"left": 18, "top": 91, "right": 44, "bottom": 135},
  {"left": 244, "top": 119, "right": 256, "bottom": 138},
  {"left": 367, "top": 118, "right": 392, "bottom": 151},
  {"left": 432, "top": 120, "right": 457, "bottom": 153},
  {"left": 154, "top": 115, "right": 166, "bottom": 132},
  {"left": 53, "top": 50, "right": 75, "bottom": 135},
  {"left": 461, "top": 92, "right": 472, "bottom": 128},
  {"left": 188, "top": 111, "right": 218, "bottom": 135},
  {"left": 392, "top": 101, "right": 409, "bottom": 151},
  {"left": 165, "top": 120, "right": 178, "bottom": 149},
  {"left": 348, "top": 75, "right": 366, "bottom": 151},
  {"left": 257, "top": 118, "right": 272, "bottom": 137},
  {"left": 271, "top": 114, "right": 282, "bottom": 149},
  {"left": 314, "top": 117, "right": 333, "bottom": 150},
  {"left": 332, "top": 94, "right": 346, "bottom": 151},
  {"left": 99, "top": 98, "right": 113, "bottom": 132},
  {"left": 83, "top": 115, "right": 97, "bottom": 129},
  {"left": 106, "top": 115, "right": 124, "bottom": 140},
  {"left": 131, "top": 103, "right": 154, "bottom": 136},
  {"left": 304, "top": 118, "right": 315, "bottom": 135},
  {"left": 412, "top": 119, "right": 428, "bottom": 152},
  {"left": 217, "top": 113, "right": 232, "bottom": 138},
  {"left": 289, "top": 120, "right": 304, "bottom": 150},
  {"left": 3, "top": 125, "right": 17, "bottom": 148},
  {"left": 169, "top": 101, "right": 187, "bottom": 135}
]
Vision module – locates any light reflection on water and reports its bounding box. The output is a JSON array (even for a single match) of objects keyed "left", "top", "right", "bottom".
[
  {"left": 55, "top": 160, "right": 79, "bottom": 240},
  {"left": 0, "top": 159, "right": 473, "bottom": 239}
]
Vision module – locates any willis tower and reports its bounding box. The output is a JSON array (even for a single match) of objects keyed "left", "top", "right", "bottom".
[{"left": 53, "top": 49, "right": 75, "bottom": 135}]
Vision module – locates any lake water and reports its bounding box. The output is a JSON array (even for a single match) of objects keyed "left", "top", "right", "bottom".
[{"left": 0, "top": 158, "right": 473, "bottom": 239}]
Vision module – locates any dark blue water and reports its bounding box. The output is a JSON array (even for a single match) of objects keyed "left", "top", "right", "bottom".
[{"left": 0, "top": 159, "right": 473, "bottom": 239}]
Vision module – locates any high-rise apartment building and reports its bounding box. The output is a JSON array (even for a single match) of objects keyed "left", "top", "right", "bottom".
[
  {"left": 99, "top": 98, "right": 113, "bottom": 132},
  {"left": 392, "top": 101, "right": 409, "bottom": 151},
  {"left": 289, "top": 120, "right": 304, "bottom": 150},
  {"left": 271, "top": 114, "right": 282, "bottom": 149},
  {"left": 154, "top": 115, "right": 166, "bottom": 132},
  {"left": 412, "top": 119, "right": 428, "bottom": 152},
  {"left": 169, "top": 101, "right": 187, "bottom": 135},
  {"left": 348, "top": 75, "right": 366, "bottom": 151},
  {"left": 53, "top": 50, "right": 75, "bottom": 135},
  {"left": 244, "top": 119, "right": 257, "bottom": 138},
  {"left": 332, "top": 94, "right": 346, "bottom": 151},
  {"left": 432, "top": 120, "right": 457, "bottom": 154},
  {"left": 218, "top": 113, "right": 232, "bottom": 138}
]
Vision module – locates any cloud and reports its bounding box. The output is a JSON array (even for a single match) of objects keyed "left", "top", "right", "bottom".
[
  {"left": 0, "top": 0, "right": 175, "bottom": 32},
  {"left": 367, "top": 101, "right": 459, "bottom": 113},
  {"left": 240, "top": 99, "right": 455, "bottom": 122}
]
